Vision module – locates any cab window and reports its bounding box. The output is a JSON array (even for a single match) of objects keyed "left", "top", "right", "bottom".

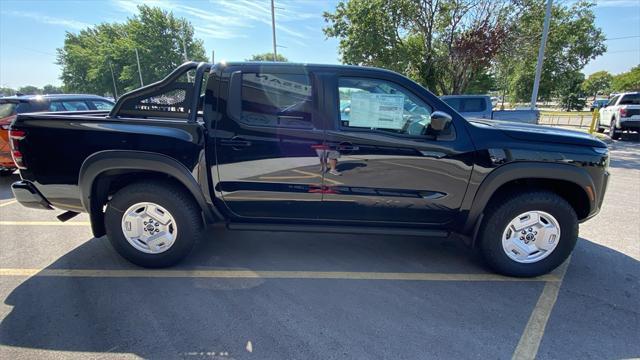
[
  {"left": 338, "top": 77, "right": 432, "bottom": 136},
  {"left": 606, "top": 95, "right": 619, "bottom": 107},
  {"left": 240, "top": 73, "right": 314, "bottom": 129}
]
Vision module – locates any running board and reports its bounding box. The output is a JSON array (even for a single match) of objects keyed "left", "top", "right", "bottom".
[{"left": 226, "top": 223, "right": 449, "bottom": 237}]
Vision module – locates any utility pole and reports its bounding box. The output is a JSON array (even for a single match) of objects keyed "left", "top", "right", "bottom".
[
  {"left": 530, "top": 0, "right": 552, "bottom": 109},
  {"left": 109, "top": 61, "right": 118, "bottom": 98},
  {"left": 271, "top": 0, "right": 277, "bottom": 61},
  {"left": 211, "top": 50, "right": 215, "bottom": 64},
  {"left": 134, "top": 48, "right": 144, "bottom": 86}
]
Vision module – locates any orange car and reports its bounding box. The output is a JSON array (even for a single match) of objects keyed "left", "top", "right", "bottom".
[{"left": 0, "top": 94, "right": 114, "bottom": 176}]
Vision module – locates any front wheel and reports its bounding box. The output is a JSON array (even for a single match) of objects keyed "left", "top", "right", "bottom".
[
  {"left": 104, "top": 181, "right": 203, "bottom": 267},
  {"left": 478, "top": 191, "right": 578, "bottom": 277}
]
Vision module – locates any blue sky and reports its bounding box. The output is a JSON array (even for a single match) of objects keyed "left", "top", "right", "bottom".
[{"left": 0, "top": 0, "right": 638, "bottom": 88}]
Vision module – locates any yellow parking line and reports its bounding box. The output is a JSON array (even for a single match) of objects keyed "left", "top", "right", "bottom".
[
  {"left": 292, "top": 169, "right": 343, "bottom": 185},
  {"left": 0, "top": 221, "right": 90, "bottom": 226},
  {"left": 0, "top": 199, "right": 17, "bottom": 207},
  {"left": 512, "top": 258, "right": 571, "bottom": 360},
  {"left": 0, "top": 268, "right": 561, "bottom": 282}
]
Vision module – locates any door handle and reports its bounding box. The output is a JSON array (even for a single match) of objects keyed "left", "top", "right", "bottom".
[
  {"left": 334, "top": 142, "right": 359, "bottom": 151},
  {"left": 220, "top": 136, "right": 252, "bottom": 150}
]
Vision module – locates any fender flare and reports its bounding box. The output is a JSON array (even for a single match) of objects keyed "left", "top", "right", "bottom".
[
  {"left": 463, "top": 162, "right": 595, "bottom": 236},
  {"left": 79, "top": 150, "right": 218, "bottom": 236}
]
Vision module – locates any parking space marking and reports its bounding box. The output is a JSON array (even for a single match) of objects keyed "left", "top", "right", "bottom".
[
  {"left": 0, "top": 221, "right": 90, "bottom": 226},
  {"left": 0, "top": 199, "right": 17, "bottom": 207},
  {"left": 512, "top": 258, "right": 571, "bottom": 360},
  {"left": 0, "top": 268, "right": 561, "bottom": 282},
  {"left": 292, "top": 169, "right": 343, "bottom": 185}
]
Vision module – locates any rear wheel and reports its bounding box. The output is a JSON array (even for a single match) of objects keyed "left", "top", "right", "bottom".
[
  {"left": 104, "top": 181, "right": 203, "bottom": 267},
  {"left": 610, "top": 119, "right": 621, "bottom": 140},
  {"left": 478, "top": 191, "right": 578, "bottom": 277}
]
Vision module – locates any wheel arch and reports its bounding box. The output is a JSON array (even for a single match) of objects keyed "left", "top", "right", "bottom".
[
  {"left": 464, "top": 162, "right": 595, "bottom": 242},
  {"left": 79, "top": 150, "right": 220, "bottom": 237}
]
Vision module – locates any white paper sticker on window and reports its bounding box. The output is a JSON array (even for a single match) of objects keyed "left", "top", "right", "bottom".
[{"left": 348, "top": 93, "right": 405, "bottom": 130}]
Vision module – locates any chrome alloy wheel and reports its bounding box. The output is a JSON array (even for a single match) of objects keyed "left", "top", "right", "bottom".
[
  {"left": 121, "top": 202, "right": 178, "bottom": 254},
  {"left": 501, "top": 211, "right": 561, "bottom": 264}
]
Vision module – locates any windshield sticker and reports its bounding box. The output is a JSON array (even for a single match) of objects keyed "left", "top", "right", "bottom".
[{"left": 348, "top": 93, "right": 405, "bottom": 130}]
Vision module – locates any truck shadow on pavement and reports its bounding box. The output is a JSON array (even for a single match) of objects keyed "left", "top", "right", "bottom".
[
  {"left": 0, "top": 173, "right": 19, "bottom": 201},
  {"left": 0, "top": 231, "right": 638, "bottom": 359}
]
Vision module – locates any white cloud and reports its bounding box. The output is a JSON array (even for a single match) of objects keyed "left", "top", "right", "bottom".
[
  {"left": 3, "top": 10, "right": 91, "bottom": 30},
  {"left": 111, "top": 0, "right": 315, "bottom": 41}
]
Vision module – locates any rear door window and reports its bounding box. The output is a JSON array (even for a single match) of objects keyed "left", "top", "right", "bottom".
[
  {"left": 240, "top": 73, "right": 314, "bottom": 128},
  {"left": 618, "top": 94, "right": 640, "bottom": 105},
  {"left": 443, "top": 97, "right": 486, "bottom": 112},
  {"left": 49, "top": 101, "right": 66, "bottom": 112},
  {"left": 90, "top": 100, "right": 114, "bottom": 110},
  {"left": 461, "top": 98, "right": 486, "bottom": 112},
  {"left": 0, "top": 103, "right": 17, "bottom": 118},
  {"left": 61, "top": 101, "right": 90, "bottom": 111}
]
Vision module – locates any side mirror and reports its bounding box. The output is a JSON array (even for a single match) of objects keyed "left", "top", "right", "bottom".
[{"left": 430, "top": 111, "right": 452, "bottom": 132}]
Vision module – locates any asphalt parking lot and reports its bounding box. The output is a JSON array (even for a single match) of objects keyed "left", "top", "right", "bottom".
[{"left": 0, "top": 140, "right": 638, "bottom": 360}]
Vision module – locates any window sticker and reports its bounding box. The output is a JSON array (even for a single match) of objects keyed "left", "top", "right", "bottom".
[{"left": 348, "top": 93, "right": 405, "bottom": 130}]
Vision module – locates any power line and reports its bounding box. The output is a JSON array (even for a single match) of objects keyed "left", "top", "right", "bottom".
[
  {"left": 605, "top": 35, "right": 640, "bottom": 41},
  {"left": 606, "top": 49, "right": 640, "bottom": 54}
]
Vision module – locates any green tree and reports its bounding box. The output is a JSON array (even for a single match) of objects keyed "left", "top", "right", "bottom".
[
  {"left": 57, "top": 5, "right": 207, "bottom": 96},
  {"left": 611, "top": 65, "right": 640, "bottom": 92},
  {"left": 497, "top": 0, "right": 605, "bottom": 103},
  {"left": 323, "top": 0, "right": 514, "bottom": 95},
  {"left": 42, "top": 84, "right": 64, "bottom": 94},
  {"left": 247, "top": 53, "right": 288, "bottom": 62},
  {"left": 0, "top": 87, "right": 16, "bottom": 96},
  {"left": 558, "top": 70, "right": 586, "bottom": 111},
  {"left": 582, "top": 71, "right": 612, "bottom": 99},
  {"left": 17, "top": 86, "right": 42, "bottom": 95}
]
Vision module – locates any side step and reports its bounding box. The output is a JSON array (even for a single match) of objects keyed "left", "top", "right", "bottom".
[
  {"left": 226, "top": 223, "right": 449, "bottom": 237},
  {"left": 57, "top": 211, "right": 80, "bottom": 222}
]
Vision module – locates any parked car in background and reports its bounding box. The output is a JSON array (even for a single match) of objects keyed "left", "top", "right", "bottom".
[
  {"left": 9, "top": 62, "right": 609, "bottom": 277},
  {"left": 0, "top": 94, "right": 114, "bottom": 175},
  {"left": 440, "top": 95, "right": 540, "bottom": 124},
  {"left": 597, "top": 92, "right": 640, "bottom": 140},
  {"left": 590, "top": 98, "right": 609, "bottom": 112}
]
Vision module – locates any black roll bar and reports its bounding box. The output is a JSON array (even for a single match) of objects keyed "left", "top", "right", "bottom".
[{"left": 109, "top": 61, "right": 213, "bottom": 123}]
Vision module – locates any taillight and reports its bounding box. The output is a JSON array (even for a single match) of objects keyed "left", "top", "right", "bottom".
[
  {"left": 620, "top": 107, "right": 628, "bottom": 118},
  {"left": 9, "top": 129, "right": 26, "bottom": 169},
  {"left": 9, "top": 129, "right": 25, "bottom": 140}
]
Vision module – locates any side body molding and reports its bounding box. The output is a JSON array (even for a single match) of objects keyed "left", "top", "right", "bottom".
[
  {"left": 79, "top": 150, "right": 217, "bottom": 237},
  {"left": 462, "top": 162, "right": 596, "bottom": 235}
]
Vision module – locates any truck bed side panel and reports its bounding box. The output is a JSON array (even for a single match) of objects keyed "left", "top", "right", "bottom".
[{"left": 13, "top": 113, "right": 205, "bottom": 211}]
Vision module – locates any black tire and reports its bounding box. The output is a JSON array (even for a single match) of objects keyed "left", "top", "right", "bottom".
[
  {"left": 610, "top": 119, "right": 621, "bottom": 140},
  {"left": 104, "top": 181, "right": 203, "bottom": 267},
  {"left": 478, "top": 191, "right": 578, "bottom": 277}
]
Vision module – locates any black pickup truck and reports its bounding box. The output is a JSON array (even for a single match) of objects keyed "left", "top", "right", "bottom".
[{"left": 9, "top": 62, "right": 609, "bottom": 277}]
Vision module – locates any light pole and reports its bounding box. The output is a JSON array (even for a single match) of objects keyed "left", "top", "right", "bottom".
[
  {"left": 530, "top": 0, "right": 553, "bottom": 109},
  {"left": 271, "top": 0, "right": 277, "bottom": 61},
  {"left": 134, "top": 48, "right": 143, "bottom": 86},
  {"left": 109, "top": 61, "right": 118, "bottom": 98}
]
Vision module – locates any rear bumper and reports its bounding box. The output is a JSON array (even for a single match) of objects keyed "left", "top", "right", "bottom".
[
  {"left": 11, "top": 180, "right": 53, "bottom": 210},
  {"left": 620, "top": 119, "right": 640, "bottom": 130}
]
